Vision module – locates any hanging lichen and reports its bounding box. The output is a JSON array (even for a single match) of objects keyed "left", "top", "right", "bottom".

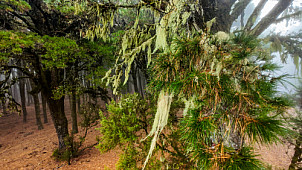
[
  {"left": 100, "top": 0, "right": 202, "bottom": 95},
  {"left": 141, "top": 89, "right": 174, "bottom": 169}
]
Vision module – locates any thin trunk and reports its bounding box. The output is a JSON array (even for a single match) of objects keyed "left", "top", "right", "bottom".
[
  {"left": 77, "top": 96, "right": 81, "bottom": 113},
  {"left": 82, "top": 94, "right": 85, "bottom": 106},
  {"left": 71, "top": 88, "right": 78, "bottom": 134},
  {"left": 18, "top": 60, "right": 27, "bottom": 122},
  {"left": 68, "top": 95, "right": 72, "bottom": 110},
  {"left": 29, "top": 80, "right": 43, "bottom": 130},
  {"left": 26, "top": 79, "right": 33, "bottom": 106},
  {"left": 137, "top": 69, "right": 144, "bottom": 99},
  {"left": 132, "top": 72, "right": 139, "bottom": 94},
  {"left": 1, "top": 100, "right": 7, "bottom": 115},
  {"left": 19, "top": 77, "right": 27, "bottom": 122},
  {"left": 32, "top": 92, "right": 43, "bottom": 130},
  {"left": 41, "top": 93, "right": 48, "bottom": 123}
]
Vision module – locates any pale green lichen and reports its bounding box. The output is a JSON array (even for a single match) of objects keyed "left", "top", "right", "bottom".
[{"left": 141, "top": 89, "right": 174, "bottom": 169}]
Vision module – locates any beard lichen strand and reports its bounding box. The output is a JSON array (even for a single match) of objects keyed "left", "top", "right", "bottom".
[{"left": 141, "top": 89, "right": 174, "bottom": 169}]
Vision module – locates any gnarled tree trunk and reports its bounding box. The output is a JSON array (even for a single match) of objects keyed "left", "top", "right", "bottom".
[{"left": 40, "top": 68, "right": 69, "bottom": 150}]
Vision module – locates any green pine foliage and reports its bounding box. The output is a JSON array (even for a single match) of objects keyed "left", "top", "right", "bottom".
[
  {"left": 148, "top": 32, "right": 292, "bottom": 169},
  {"left": 96, "top": 93, "right": 154, "bottom": 169}
]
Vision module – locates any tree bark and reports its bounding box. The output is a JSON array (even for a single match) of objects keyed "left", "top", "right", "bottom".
[
  {"left": 40, "top": 68, "right": 69, "bottom": 150},
  {"left": 289, "top": 130, "right": 302, "bottom": 169},
  {"left": 32, "top": 92, "right": 43, "bottom": 130},
  {"left": 46, "top": 95, "right": 69, "bottom": 149},
  {"left": 41, "top": 92, "right": 48, "bottom": 123},
  {"left": 71, "top": 87, "right": 78, "bottom": 134},
  {"left": 29, "top": 79, "right": 43, "bottom": 130},
  {"left": 137, "top": 69, "right": 144, "bottom": 99},
  {"left": 77, "top": 96, "right": 81, "bottom": 113},
  {"left": 25, "top": 79, "right": 33, "bottom": 106},
  {"left": 18, "top": 73, "right": 27, "bottom": 122}
]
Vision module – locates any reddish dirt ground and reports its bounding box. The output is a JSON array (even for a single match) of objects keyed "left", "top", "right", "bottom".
[
  {"left": 0, "top": 102, "right": 121, "bottom": 170},
  {"left": 0, "top": 101, "right": 295, "bottom": 169}
]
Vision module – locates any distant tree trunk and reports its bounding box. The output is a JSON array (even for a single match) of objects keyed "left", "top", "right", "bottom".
[
  {"left": 26, "top": 79, "right": 33, "bottom": 106},
  {"left": 32, "top": 92, "right": 43, "bottom": 130},
  {"left": 29, "top": 80, "right": 43, "bottom": 130},
  {"left": 19, "top": 77, "right": 27, "bottom": 122},
  {"left": 136, "top": 69, "right": 143, "bottom": 98},
  {"left": 71, "top": 87, "right": 78, "bottom": 134},
  {"left": 41, "top": 93, "right": 48, "bottom": 123},
  {"left": 82, "top": 94, "right": 85, "bottom": 105},
  {"left": 131, "top": 67, "right": 139, "bottom": 93},
  {"left": 1, "top": 100, "right": 6, "bottom": 115},
  {"left": 18, "top": 61, "right": 28, "bottom": 122},
  {"left": 77, "top": 96, "right": 81, "bottom": 113}
]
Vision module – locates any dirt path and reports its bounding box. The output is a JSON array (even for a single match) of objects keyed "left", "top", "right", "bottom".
[
  {"left": 0, "top": 102, "right": 294, "bottom": 169},
  {"left": 0, "top": 103, "right": 120, "bottom": 170}
]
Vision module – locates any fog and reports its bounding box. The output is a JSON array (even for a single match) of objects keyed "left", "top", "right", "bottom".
[{"left": 231, "top": 0, "right": 302, "bottom": 94}]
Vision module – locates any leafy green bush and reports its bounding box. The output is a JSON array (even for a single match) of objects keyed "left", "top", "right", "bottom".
[
  {"left": 52, "top": 102, "right": 102, "bottom": 165},
  {"left": 52, "top": 135, "right": 81, "bottom": 165}
]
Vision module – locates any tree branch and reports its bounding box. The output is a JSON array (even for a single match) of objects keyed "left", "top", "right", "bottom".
[
  {"left": 249, "top": 0, "right": 294, "bottom": 36},
  {"left": 230, "top": 0, "right": 252, "bottom": 22},
  {"left": 274, "top": 10, "right": 302, "bottom": 24},
  {"left": 8, "top": 11, "right": 42, "bottom": 35},
  {"left": 244, "top": 0, "right": 268, "bottom": 31},
  {"left": 3, "top": 65, "right": 34, "bottom": 78}
]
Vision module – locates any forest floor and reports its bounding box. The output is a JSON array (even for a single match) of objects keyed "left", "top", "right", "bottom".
[{"left": 0, "top": 101, "right": 295, "bottom": 170}]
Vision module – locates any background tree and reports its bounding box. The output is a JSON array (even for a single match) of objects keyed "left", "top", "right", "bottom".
[{"left": 0, "top": 0, "right": 115, "bottom": 150}]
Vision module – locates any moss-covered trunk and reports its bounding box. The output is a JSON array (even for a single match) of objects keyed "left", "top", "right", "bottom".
[
  {"left": 45, "top": 93, "right": 69, "bottom": 149},
  {"left": 40, "top": 68, "right": 69, "bottom": 150}
]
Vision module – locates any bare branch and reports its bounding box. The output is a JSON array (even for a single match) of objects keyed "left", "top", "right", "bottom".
[
  {"left": 230, "top": 0, "right": 252, "bottom": 22},
  {"left": 8, "top": 11, "right": 42, "bottom": 34},
  {"left": 244, "top": 0, "right": 268, "bottom": 31},
  {"left": 274, "top": 10, "right": 302, "bottom": 24},
  {"left": 249, "top": 0, "right": 294, "bottom": 36}
]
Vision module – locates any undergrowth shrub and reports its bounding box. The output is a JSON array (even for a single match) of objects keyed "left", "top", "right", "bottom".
[
  {"left": 52, "top": 102, "right": 101, "bottom": 165},
  {"left": 97, "top": 93, "right": 192, "bottom": 169}
]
